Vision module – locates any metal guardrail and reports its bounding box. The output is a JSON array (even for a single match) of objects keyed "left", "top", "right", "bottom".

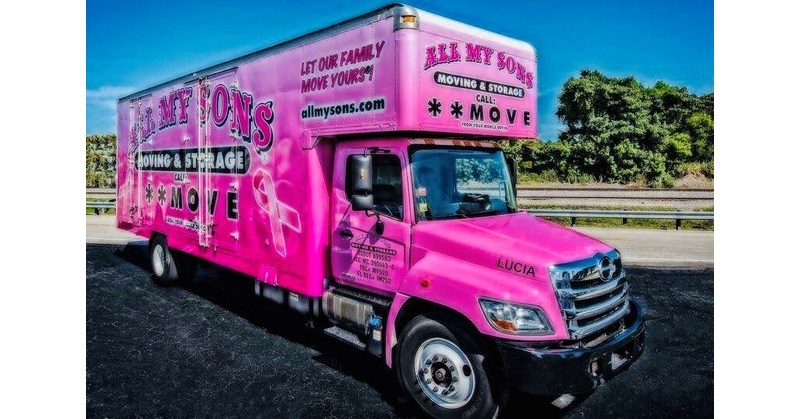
[
  {"left": 87, "top": 188, "right": 116, "bottom": 199},
  {"left": 527, "top": 209, "right": 713, "bottom": 230},
  {"left": 86, "top": 201, "right": 115, "bottom": 215},
  {"left": 460, "top": 187, "right": 714, "bottom": 204},
  {"left": 518, "top": 194, "right": 712, "bottom": 201},
  {"left": 86, "top": 200, "right": 712, "bottom": 230},
  {"left": 517, "top": 187, "right": 713, "bottom": 192},
  {"left": 87, "top": 202, "right": 115, "bottom": 209},
  {"left": 91, "top": 187, "right": 713, "bottom": 196}
]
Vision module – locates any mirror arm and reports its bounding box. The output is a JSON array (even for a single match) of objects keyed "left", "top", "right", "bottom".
[{"left": 364, "top": 209, "right": 385, "bottom": 235}]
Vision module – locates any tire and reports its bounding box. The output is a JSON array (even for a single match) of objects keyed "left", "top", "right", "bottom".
[
  {"left": 396, "top": 313, "right": 506, "bottom": 419},
  {"left": 149, "top": 235, "right": 196, "bottom": 285}
]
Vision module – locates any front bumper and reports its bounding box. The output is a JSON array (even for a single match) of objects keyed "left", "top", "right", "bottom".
[{"left": 495, "top": 299, "right": 645, "bottom": 395}]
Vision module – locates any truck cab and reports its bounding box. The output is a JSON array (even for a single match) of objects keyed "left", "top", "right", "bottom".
[{"left": 329, "top": 137, "right": 645, "bottom": 417}]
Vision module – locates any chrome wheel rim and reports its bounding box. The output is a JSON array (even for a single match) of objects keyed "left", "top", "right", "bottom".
[
  {"left": 413, "top": 337, "right": 475, "bottom": 409},
  {"left": 152, "top": 244, "right": 166, "bottom": 276}
]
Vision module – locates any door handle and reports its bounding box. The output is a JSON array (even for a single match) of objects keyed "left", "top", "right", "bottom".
[{"left": 340, "top": 229, "right": 353, "bottom": 239}]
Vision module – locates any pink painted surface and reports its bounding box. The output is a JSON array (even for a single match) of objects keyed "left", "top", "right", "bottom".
[
  {"left": 115, "top": 7, "right": 613, "bottom": 367},
  {"left": 412, "top": 10, "right": 537, "bottom": 137},
  {"left": 330, "top": 142, "right": 412, "bottom": 297},
  {"left": 117, "top": 10, "right": 537, "bottom": 299},
  {"left": 380, "top": 211, "right": 613, "bottom": 365},
  {"left": 402, "top": 213, "right": 613, "bottom": 341}
]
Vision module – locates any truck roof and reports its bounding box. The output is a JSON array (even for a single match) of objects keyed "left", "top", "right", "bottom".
[{"left": 118, "top": 3, "right": 535, "bottom": 102}]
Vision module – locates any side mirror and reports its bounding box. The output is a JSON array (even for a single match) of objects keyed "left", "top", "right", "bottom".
[{"left": 350, "top": 154, "right": 374, "bottom": 211}]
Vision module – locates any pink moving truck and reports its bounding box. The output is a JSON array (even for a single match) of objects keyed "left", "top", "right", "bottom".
[{"left": 117, "top": 4, "right": 644, "bottom": 417}]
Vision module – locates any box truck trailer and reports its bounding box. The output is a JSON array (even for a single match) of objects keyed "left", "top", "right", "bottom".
[{"left": 117, "top": 4, "right": 644, "bottom": 417}]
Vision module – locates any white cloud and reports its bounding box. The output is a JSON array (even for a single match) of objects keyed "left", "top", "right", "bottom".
[
  {"left": 86, "top": 86, "right": 132, "bottom": 134},
  {"left": 538, "top": 84, "right": 561, "bottom": 98},
  {"left": 86, "top": 86, "right": 133, "bottom": 110},
  {"left": 538, "top": 119, "right": 564, "bottom": 141}
]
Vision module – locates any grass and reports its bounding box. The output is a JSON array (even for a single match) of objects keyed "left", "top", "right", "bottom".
[
  {"left": 519, "top": 203, "right": 714, "bottom": 231},
  {"left": 515, "top": 176, "right": 714, "bottom": 190},
  {"left": 86, "top": 197, "right": 116, "bottom": 215},
  {"left": 517, "top": 170, "right": 563, "bottom": 184},
  {"left": 535, "top": 216, "right": 713, "bottom": 231},
  {"left": 518, "top": 203, "right": 713, "bottom": 212},
  {"left": 86, "top": 208, "right": 116, "bottom": 215}
]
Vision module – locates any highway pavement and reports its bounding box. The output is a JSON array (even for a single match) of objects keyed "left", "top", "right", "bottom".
[{"left": 86, "top": 243, "right": 713, "bottom": 418}]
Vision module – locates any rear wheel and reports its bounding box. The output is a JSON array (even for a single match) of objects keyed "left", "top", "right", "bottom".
[
  {"left": 396, "top": 313, "right": 505, "bottom": 419},
  {"left": 150, "top": 235, "right": 196, "bottom": 286}
]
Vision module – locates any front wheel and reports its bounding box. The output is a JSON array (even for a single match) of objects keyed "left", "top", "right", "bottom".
[{"left": 396, "top": 313, "right": 505, "bottom": 419}]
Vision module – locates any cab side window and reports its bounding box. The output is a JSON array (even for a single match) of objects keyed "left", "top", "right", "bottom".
[{"left": 346, "top": 154, "right": 403, "bottom": 220}]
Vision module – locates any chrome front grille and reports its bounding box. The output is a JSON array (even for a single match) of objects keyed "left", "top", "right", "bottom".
[{"left": 550, "top": 250, "right": 631, "bottom": 341}]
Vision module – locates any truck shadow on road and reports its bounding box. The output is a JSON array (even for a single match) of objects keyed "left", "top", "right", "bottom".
[{"left": 113, "top": 243, "right": 581, "bottom": 418}]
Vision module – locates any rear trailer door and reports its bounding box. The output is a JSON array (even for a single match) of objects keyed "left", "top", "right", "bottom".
[
  {"left": 119, "top": 95, "right": 150, "bottom": 227},
  {"left": 195, "top": 70, "right": 242, "bottom": 253}
]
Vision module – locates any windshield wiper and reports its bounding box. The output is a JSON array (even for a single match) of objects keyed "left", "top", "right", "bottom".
[
  {"left": 463, "top": 209, "right": 500, "bottom": 218},
  {"left": 432, "top": 213, "right": 468, "bottom": 220}
]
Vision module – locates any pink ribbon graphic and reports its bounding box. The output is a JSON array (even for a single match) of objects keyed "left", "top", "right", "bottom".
[{"left": 253, "top": 169, "right": 301, "bottom": 257}]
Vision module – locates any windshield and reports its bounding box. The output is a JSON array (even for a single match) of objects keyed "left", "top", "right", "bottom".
[{"left": 410, "top": 147, "right": 517, "bottom": 221}]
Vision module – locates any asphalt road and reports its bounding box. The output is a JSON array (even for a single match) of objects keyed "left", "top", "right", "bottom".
[
  {"left": 87, "top": 243, "right": 713, "bottom": 418},
  {"left": 577, "top": 227, "right": 713, "bottom": 268}
]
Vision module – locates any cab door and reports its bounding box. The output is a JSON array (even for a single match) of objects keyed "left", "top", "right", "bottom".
[{"left": 331, "top": 146, "right": 411, "bottom": 295}]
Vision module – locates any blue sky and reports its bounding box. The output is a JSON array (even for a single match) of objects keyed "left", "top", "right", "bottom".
[{"left": 87, "top": 0, "right": 713, "bottom": 140}]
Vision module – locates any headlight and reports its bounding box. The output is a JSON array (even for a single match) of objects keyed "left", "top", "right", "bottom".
[{"left": 479, "top": 298, "right": 553, "bottom": 335}]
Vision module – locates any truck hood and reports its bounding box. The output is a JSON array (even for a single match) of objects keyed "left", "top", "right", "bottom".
[{"left": 412, "top": 212, "right": 613, "bottom": 282}]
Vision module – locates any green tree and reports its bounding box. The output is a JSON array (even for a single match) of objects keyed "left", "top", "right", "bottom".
[
  {"left": 86, "top": 134, "right": 117, "bottom": 188},
  {"left": 549, "top": 69, "right": 713, "bottom": 186},
  {"left": 556, "top": 70, "right": 671, "bottom": 185},
  {"left": 662, "top": 132, "right": 693, "bottom": 172},
  {"left": 650, "top": 81, "right": 697, "bottom": 130},
  {"left": 698, "top": 93, "right": 714, "bottom": 118},
  {"left": 684, "top": 112, "right": 714, "bottom": 161}
]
